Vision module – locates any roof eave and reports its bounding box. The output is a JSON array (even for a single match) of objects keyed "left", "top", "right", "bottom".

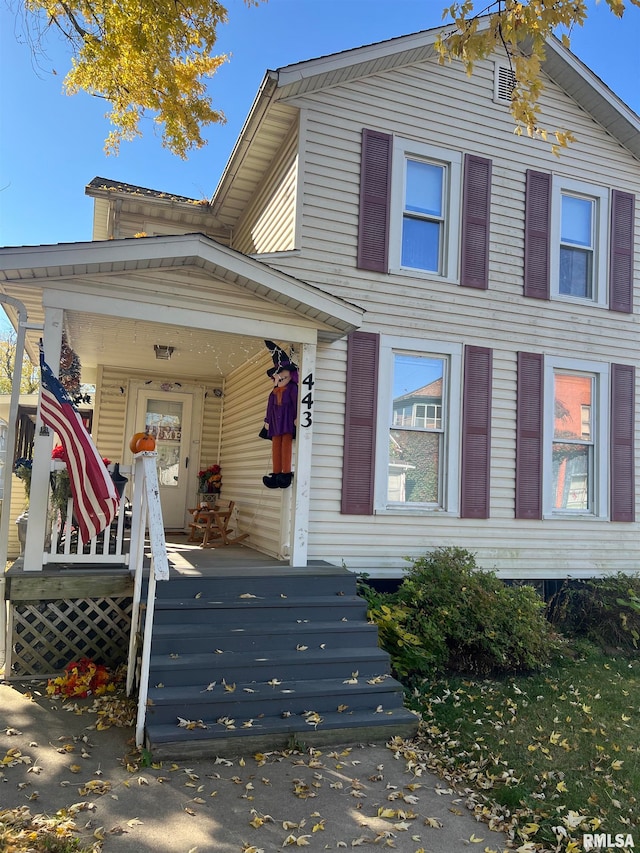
[
  {"left": 542, "top": 34, "right": 640, "bottom": 160},
  {"left": 0, "top": 234, "right": 364, "bottom": 341}
]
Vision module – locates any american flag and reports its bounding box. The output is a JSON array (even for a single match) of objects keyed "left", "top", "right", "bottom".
[{"left": 39, "top": 349, "right": 119, "bottom": 544}]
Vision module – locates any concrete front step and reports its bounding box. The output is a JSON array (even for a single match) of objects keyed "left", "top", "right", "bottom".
[
  {"left": 145, "top": 707, "right": 420, "bottom": 760},
  {"left": 146, "top": 674, "right": 406, "bottom": 725},
  {"left": 149, "top": 646, "right": 391, "bottom": 688},
  {"left": 150, "top": 620, "right": 379, "bottom": 654}
]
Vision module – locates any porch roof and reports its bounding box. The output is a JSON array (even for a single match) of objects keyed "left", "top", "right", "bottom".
[{"left": 0, "top": 233, "right": 365, "bottom": 352}]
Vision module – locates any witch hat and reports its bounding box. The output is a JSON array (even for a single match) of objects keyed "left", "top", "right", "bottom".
[{"left": 265, "top": 340, "right": 297, "bottom": 377}]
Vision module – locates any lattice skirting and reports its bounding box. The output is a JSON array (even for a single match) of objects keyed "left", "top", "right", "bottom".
[{"left": 7, "top": 597, "right": 133, "bottom": 677}]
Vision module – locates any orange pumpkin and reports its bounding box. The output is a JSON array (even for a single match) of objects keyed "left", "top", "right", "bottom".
[{"left": 129, "top": 432, "right": 156, "bottom": 453}]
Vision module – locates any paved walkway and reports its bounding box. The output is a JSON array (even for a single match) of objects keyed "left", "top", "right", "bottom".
[{"left": 1, "top": 682, "right": 512, "bottom": 852}]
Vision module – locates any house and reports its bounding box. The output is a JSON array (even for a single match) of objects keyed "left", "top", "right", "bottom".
[
  {"left": 2, "top": 19, "right": 638, "bottom": 576},
  {"left": 0, "top": 21, "right": 637, "bottom": 750}
]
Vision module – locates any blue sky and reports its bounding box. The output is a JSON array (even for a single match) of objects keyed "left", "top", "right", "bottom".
[{"left": 0, "top": 0, "right": 638, "bottom": 252}]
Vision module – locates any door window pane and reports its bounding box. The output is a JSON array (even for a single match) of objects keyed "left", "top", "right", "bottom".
[
  {"left": 389, "top": 354, "right": 445, "bottom": 505},
  {"left": 145, "top": 399, "right": 183, "bottom": 488}
]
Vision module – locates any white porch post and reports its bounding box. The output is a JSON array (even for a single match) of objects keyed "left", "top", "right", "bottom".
[
  {"left": 290, "top": 341, "right": 316, "bottom": 567},
  {"left": 23, "top": 308, "right": 63, "bottom": 571}
]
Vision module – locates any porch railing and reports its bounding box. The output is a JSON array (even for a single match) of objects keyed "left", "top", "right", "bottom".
[
  {"left": 40, "top": 453, "right": 169, "bottom": 748},
  {"left": 124, "top": 452, "right": 170, "bottom": 748},
  {"left": 43, "top": 461, "right": 131, "bottom": 565}
]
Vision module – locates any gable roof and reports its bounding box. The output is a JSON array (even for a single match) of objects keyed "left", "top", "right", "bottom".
[
  {"left": 0, "top": 233, "right": 364, "bottom": 347},
  {"left": 210, "top": 25, "right": 640, "bottom": 229}
]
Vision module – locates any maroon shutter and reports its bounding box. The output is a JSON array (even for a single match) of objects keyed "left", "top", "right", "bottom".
[
  {"left": 460, "top": 345, "right": 492, "bottom": 519},
  {"left": 610, "top": 363, "right": 635, "bottom": 522},
  {"left": 524, "top": 170, "right": 551, "bottom": 300},
  {"left": 460, "top": 154, "right": 492, "bottom": 289},
  {"left": 341, "top": 331, "right": 379, "bottom": 515},
  {"left": 357, "top": 129, "right": 392, "bottom": 272},
  {"left": 609, "top": 190, "right": 635, "bottom": 314},
  {"left": 515, "top": 352, "right": 544, "bottom": 520}
]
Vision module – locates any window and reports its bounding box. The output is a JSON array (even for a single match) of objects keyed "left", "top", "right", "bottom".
[
  {"left": 402, "top": 160, "right": 445, "bottom": 271},
  {"left": 358, "top": 131, "right": 491, "bottom": 286},
  {"left": 389, "top": 140, "right": 462, "bottom": 280},
  {"left": 544, "top": 358, "right": 609, "bottom": 518},
  {"left": 375, "top": 337, "right": 462, "bottom": 512},
  {"left": 525, "top": 173, "right": 634, "bottom": 312},
  {"left": 550, "top": 177, "right": 608, "bottom": 305},
  {"left": 552, "top": 373, "right": 593, "bottom": 511}
]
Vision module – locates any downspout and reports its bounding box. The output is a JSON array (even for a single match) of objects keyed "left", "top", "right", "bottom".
[{"left": 0, "top": 295, "right": 30, "bottom": 670}]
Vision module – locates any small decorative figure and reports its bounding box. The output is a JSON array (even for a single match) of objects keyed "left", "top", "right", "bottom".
[{"left": 260, "top": 341, "right": 298, "bottom": 489}]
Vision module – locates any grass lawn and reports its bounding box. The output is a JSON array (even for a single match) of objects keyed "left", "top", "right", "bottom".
[{"left": 400, "top": 643, "right": 638, "bottom": 852}]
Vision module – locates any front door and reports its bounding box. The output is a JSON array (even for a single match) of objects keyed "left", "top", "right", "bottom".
[{"left": 135, "top": 390, "right": 193, "bottom": 529}]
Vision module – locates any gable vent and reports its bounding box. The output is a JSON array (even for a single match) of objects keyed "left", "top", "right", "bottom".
[{"left": 494, "top": 62, "right": 516, "bottom": 104}]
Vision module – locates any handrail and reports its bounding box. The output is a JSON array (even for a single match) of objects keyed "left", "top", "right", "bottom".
[{"left": 125, "top": 452, "right": 170, "bottom": 748}]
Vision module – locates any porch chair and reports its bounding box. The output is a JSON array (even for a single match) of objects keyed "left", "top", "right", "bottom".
[{"left": 187, "top": 499, "right": 248, "bottom": 548}]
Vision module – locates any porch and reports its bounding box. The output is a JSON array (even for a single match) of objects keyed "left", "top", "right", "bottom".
[
  {"left": 4, "top": 538, "right": 418, "bottom": 757},
  {"left": 3, "top": 536, "right": 288, "bottom": 678}
]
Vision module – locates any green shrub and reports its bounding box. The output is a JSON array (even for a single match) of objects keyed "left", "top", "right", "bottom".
[
  {"left": 546, "top": 573, "right": 640, "bottom": 652},
  {"left": 358, "top": 547, "right": 558, "bottom": 681}
]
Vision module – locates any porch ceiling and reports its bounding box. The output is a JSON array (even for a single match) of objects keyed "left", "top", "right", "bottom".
[{"left": 64, "top": 311, "right": 267, "bottom": 383}]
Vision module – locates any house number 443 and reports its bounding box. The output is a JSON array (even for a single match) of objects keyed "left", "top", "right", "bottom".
[{"left": 300, "top": 373, "right": 314, "bottom": 427}]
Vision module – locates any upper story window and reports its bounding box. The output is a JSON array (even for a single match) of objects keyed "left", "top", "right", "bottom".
[
  {"left": 389, "top": 140, "right": 462, "bottom": 280},
  {"left": 526, "top": 170, "right": 634, "bottom": 312},
  {"left": 560, "top": 193, "right": 595, "bottom": 297},
  {"left": 358, "top": 130, "right": 492, "bottom": 289},
  {"left": 550, "top": 177, "right": 609, "bottom": 306},
  {"left": 402, "top": 160, "right": 445, "bottom": 272}
]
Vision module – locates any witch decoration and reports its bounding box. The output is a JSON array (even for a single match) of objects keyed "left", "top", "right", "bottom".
[{"left": 260, "top": 340, "right": 298, "bottom": 489}]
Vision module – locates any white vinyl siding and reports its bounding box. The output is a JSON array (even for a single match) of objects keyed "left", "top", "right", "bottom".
[
  {"left": 234, "top": 124, "right": 299, "bottom": 255},
  {"left": 219, "top": 353, "right": 289, "bottom": 559},
  {"left": 267, "top": 49, "right": 639, "bottom": 577}
]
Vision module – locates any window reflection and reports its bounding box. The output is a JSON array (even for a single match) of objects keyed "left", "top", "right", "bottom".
[
  {"left": 389, "top": 354, "right": 445, "bottom": 505},
  {"left": 552, "top": 373, "right": 593, "bottom": 511}
]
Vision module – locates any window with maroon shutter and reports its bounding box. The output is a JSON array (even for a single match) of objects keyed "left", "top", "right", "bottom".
[
  {"left": 609, "top": 190, "right": 635, "bottom": 314},
  {"left": 610, "top": 363, "right": 635, "bottom": 521},
  {"left": 460, "top": 154, "right": 492, "bottom": 289},
  {"left": 524, "top": 170, "right": 551, "bottom": 300},
  {"left": 357, "top": 130, "right": 392, "bottom": 273},
  {"left": 460, "top": 345, "right": 492, "bottom": 519},
  {"left": 341, "top": 331, "right": 379, "bottom": 515},
  {"left": 515, "top": 352, "right": 544, "bottom": 520}
]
